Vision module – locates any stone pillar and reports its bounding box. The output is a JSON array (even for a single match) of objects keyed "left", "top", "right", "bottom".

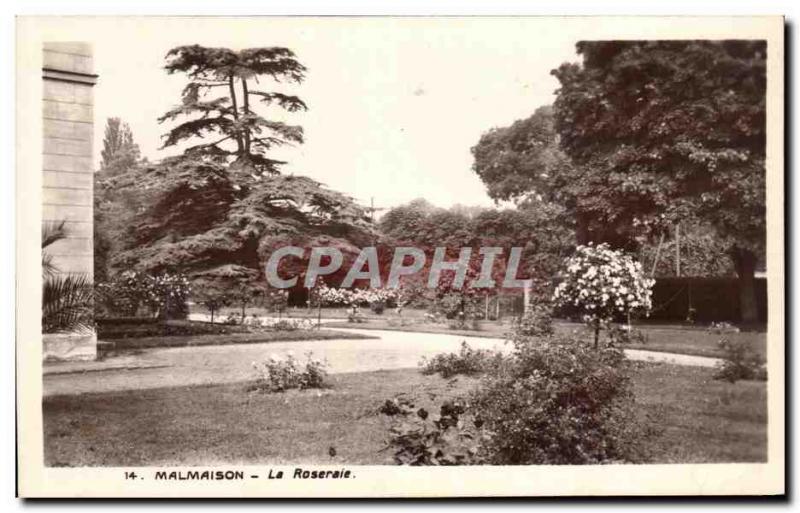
[{"left": 42, "top": 42, "right": 97, "bottom": 361}]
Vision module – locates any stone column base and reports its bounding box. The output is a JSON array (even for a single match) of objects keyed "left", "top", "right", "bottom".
[{"left": 43, "top": 332, "right": 97, "bottom": 361}]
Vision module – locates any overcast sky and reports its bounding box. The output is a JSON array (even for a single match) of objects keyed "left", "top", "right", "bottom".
[{"left": 90, "top": 18, "right": 580, "bottom": 209}]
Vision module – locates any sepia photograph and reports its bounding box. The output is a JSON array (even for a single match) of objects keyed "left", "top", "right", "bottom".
[{"left": 15, "top": 15, "right": 784, "bottom": 497}]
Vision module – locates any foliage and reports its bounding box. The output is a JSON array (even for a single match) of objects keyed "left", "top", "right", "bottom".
[
  {"left": 43, "top": 275, "right": 94, "bottom": 334},
  {"left": 431, "top": 291, "right": 481, "bottom": 322},
  {"left": 104, "top": 46, "right": 372, "bottom": 299},
  {"left": 100, "top": 117, "right": 143, "bottom": 175},
  {"left": 552, "top": 41, "right": 766, "bottom": 320},
  {"left": 160, "top": 45, "right": 307, "bottom": 174},
  {"left": 383, "top": 398, "right": 488, "bottom": 465},
  {"left": 420, "top": 342, "right": 503, "bottom": 378},
  {"left": 470, "top": 335, "right": 651, "bottom": 464},
  {"left": 639, "top": 223, "right": 736, "bottom": 277},
  {"left": 515, "top": 301, "right": 555, "bottom": 338},
  {"left": 552, "top": 243, "right": 653, "bottom": 346},
  {"left": 112, "top": 160, "right": 373, "bottom": 287},
  {"left": 96, "top": 319, "right": 240, "bottom": 340},
  {"left": 314, "top": 284, "right": 401, "bottom": 307},
  {"left": 713, "top": 338, "right": 767, "bottom": 383},
  {"left": 95, "top": 271, "right": 191, "bottom": 319},
  {"left": 606, "top": 324, "right": 649, "bottom": 347},
  {"left": 42, "top": 221, "right": 93, "bottom": 334},
  {"left": 380, "top": 199, "right": 572, "bottom": 287},
  {"left": 251, "top": 351, "right": 328, "bottom": 392}
]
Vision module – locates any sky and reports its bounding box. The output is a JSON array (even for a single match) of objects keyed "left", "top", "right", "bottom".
[{"left": 90, "top": 18, "right": 580, "bottom": 210}]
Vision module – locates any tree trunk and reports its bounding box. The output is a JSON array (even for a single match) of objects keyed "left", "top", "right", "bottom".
[
  {"left": 241, "top": 78, "right": 251, "bottom": 154},
  {"left": 593, "top": 320, "right": 600, "bottom": 350},
  {"left": 730, "top": 247, "right": 759, "bottom": 324},
  {"left": 228, "top": 75, "right": 244, "bottom": 154}
]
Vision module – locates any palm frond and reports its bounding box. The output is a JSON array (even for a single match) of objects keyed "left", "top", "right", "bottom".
[
  {"left": 42, "top": 274, "right": 94, "bottom": 334},
  {"left": 42, "top": 220, "right": 67, "bottom": 249},
  {"left": 42, "top": 253, "right": 59, "bottom": 278}
]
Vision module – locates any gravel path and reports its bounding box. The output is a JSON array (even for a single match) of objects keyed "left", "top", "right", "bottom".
[{"left": 43, "top": 328, "right": 720, "bottom": 397}]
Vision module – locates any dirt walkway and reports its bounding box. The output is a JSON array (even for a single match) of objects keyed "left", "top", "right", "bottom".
[{"left": 43, "top": 328, "right": 720, "bottom": 397}]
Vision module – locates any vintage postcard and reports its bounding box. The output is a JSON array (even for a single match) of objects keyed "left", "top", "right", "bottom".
[{"left": 16, "top": 16, "right": 784, "bottom": 498}]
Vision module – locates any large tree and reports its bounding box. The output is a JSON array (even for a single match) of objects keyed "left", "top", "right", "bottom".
[
  {"left": 159, "top": 45, "right": 308, "bottom": 176},
  {"left": 108, "top": 46, "right": 372, "bottom": 305},
  {"left": 551, "top": 40, "right": 766, "bottom": 321}
]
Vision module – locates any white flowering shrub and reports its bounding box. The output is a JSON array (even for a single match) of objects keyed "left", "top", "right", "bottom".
[
  {"left": 313, "top": 284, "right": 401, "bottom": 307},
  {"left": 96, "top": 271, "right": 192, "bottom": 319},
  {"left": 552, "top": 243, "right": 654, "bottom": 346},
  {"left": 267, "top": 318, "right": 315, "bottom": 331}
]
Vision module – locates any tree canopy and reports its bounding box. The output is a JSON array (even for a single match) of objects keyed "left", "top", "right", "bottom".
[
  {"left": 551, "top": 40, "right": 766, "bottom": 253},
  {"left": 551, "top": 40, "right": 766, "bottom": 320},
  {"left": 105, "top": 46, "right": 372, "bottom": 307},
  {"left": 159, "top": 45, "right": 308, "bottom": 175},
  {"left": 100, "top": 117, "right": 142, "bottom": 175},
  {"left": 472, "top": 40, "right": 766, "bottom": 321}
]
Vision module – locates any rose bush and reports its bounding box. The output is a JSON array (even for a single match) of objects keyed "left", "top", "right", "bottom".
[
  {"left": 552, "top": 243, "right": 654, "bottom": 347},
  {"left": 96, "top": 271, "right": 191, "bottom": 319},
  {"left": 313, "top": 284, "right": 402, "bottom": 309},
  {"left": 251, "top": 351, "right": 328, "bottom": 392}
]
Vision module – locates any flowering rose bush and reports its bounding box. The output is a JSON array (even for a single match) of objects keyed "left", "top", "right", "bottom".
[
  {"left": 313, "top": 284, "right": 401, "bottom": 308},
  {"left": 96, "top": 271, "right": 191, "bottom": 319},
  {"left": 251, "top": 351, "right": 328, "bottom": 392},
  {"left": 552, "top": 243, "right": 653, "bottom": 347}
]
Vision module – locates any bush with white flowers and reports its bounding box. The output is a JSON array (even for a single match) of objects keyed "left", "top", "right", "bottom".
[
  {"left": 313, "top": 284, "right": 401, "bottom": 307},
  {"left": 552, "top": 243, "right": 654, "bottom": 347}
]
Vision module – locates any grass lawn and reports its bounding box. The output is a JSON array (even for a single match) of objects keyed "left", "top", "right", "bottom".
[{"left": 44, "top": 363, "right": 766, "bottom": 467}]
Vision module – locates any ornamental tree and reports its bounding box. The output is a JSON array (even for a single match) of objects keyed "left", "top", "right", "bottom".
[
  {"left": 552, "top": 244, "right": 653, "bottom": 348},
  {"left": 551, "top": 40, "right": 766, "bottom": 322}
]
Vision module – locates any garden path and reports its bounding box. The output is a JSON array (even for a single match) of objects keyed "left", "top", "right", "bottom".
[{"left": 43, "top": 328, "right": 720, "bottom": 397}]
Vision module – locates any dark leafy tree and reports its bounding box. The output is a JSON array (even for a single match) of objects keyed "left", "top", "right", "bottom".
[
  {"left": 104, "top": 46, "right": 373, "bottom": 307},
  {"left": 551, "top": 40, "right": 766, "bottom": 321}
]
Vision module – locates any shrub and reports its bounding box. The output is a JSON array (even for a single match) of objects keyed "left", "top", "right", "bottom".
[
  {"left": 96, "top": 319, "right": 237, "bottom": 339},
  {"left": 515, "top": 302, "right": 555, "bottom": 338},
  {"left": 420, "top": 341, "right": 502, "bottom": 378},
  {"left": 552, "top": 243, "right": 654, "bottom": 348},
  {"left": 713, "top": 338, "right": 767, "bottom": 383},
  {"left": 370, "top": 301, "right": 386, "bottom": 315},
  {"left": 606, "top": 324, "right": 649, "bottom": 346},
  {"left": 384, "top": 398, "right": 487, "bottom": 465},
  {"left": 271, "top": 319, "right": 299, "bottom": 331},
  {"left": 251, "top": 351, "right": 328, "bottom": 392},
  {"left": 96, "top": 271, "right": 191, "bottom": 319},
  {"left": 470, "top": 336, "right": 651, "bottom": 464}
]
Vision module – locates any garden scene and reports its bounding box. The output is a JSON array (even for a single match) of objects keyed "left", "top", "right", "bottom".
[{"left": 43, "top": 37, "right": 768, "bottom": 467}]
